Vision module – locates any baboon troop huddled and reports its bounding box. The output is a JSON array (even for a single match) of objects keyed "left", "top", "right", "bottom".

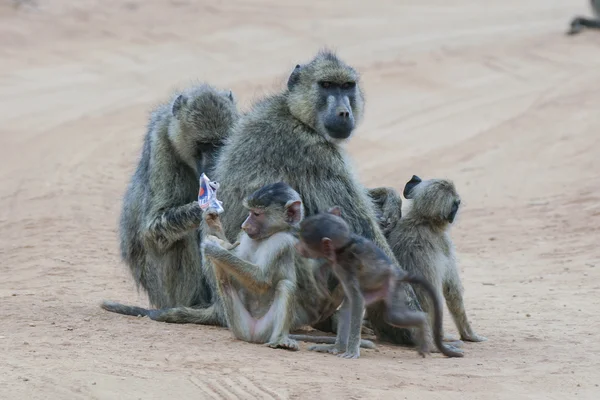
[{"left": 102, "top": 49, "right": 487, "bottom": 361}]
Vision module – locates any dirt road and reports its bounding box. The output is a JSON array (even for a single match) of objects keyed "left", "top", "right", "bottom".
[{"left": 1, "top": 1, "right": 599, "bottom": 399}]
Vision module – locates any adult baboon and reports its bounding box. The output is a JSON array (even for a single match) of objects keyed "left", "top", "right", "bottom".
[
  {"left": 167, "top": 49, "right": 422, "bottom": 345},
  {"left": 567, "top": 0, "right": 600, "bottom": 35},
  {"left": 118, "top": 84, "right": 239, "bottom": 309}
]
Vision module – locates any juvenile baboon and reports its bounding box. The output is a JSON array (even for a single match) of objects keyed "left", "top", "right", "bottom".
[
  {"left": 567, "top": 0, "right": 600, "bottom": 35},
  {"left": 381, "top": 175, "right": 487, "bottom": 351},
  {"left": 295, "top": 207, "right": 464, "bottom": 359},
  {"left": 103, "top": 182, "right": 376, "bottom": 350},
  {"left": 184, "top": 49, "right": 422, "bottom": 344},
  {"left": 117, "top": 83, "right": 239, "bottom": 309}
]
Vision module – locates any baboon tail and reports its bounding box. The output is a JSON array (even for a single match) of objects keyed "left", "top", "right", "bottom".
[
  {"left": 289, "top": 334, "right": 376, "bottom": 349},
  {"left": 101, "top": 300, "right": 153, "bottom": 317},
  {"left": 100, "top": 301, "right": 225, "bottom": 326},
  {"left": 401, "top": 274, "right": 464, "bottom": 358},
  {"left": 147, "top": 304, "right": 224, "bottom": 326}
]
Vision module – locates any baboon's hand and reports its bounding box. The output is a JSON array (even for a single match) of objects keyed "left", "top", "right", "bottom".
[
  {"left": 203, "top": 207, "right": 222, "bottom": 227},
  {"left": 205, "top": 235, "right": 227, "bottom": 248}
]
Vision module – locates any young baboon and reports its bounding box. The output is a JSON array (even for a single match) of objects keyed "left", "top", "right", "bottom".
[
  {"left": 567, "top": 0, "right": 600, "bottom": 35},
  {"left": 116, "top": 83, "right": 239, "bottom": 310},
  {"left": 381, "top": 175, "right": 487, "bottom": 351},
  {"left": 103, "top": 182, "right": 376, "bottom": 351},
  {"left": 295, "top": 207, "right": 464, "bottom": 359},
  {"left": 184, "top": 49, "right": 423, "bottom": 345}
]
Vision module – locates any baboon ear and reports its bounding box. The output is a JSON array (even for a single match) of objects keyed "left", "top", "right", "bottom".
[
  {"left": 285, "top": 200, "right": 303, "bottom": 225},
  {"left": 287, "top": 64, "right": 302, "bottom": 91},
  {"left": 327, "top": 206, "right": 342, "bottom": 217},
  {"left": 172, "top": 94, "right": 188, "bottom": 117},
  {"left": 403, "top": 175, "right": 422, "bottom": 199},
  {"left": 227, "top": 90, "right": 235, "bottom": 102}
]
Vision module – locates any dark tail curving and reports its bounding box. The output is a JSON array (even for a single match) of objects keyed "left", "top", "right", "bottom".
[
  {"left": 100, "top": 300, "right": 224, "bottom": 326},
  {"left": 400, "top": 274, "right": 464, "bottom": 358}
]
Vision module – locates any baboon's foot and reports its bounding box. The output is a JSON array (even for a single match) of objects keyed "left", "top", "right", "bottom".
[
  {"left": 443, "top": 333, "right": 460, "bottom": 342},
  {"left": 266, "top": 337, "right": 299, "bottom": 351},
  {"left": 361, "top": 325, "right": 375, "bottom": 336},
  {"left": 461, "top": 333, "right": 487, "bottom": 342},
  {"left": 308, "top": 343, "right": 343, "bottom": 355},
  {"left": 338, "top": 347, "right": 360, "bottom": 359}
]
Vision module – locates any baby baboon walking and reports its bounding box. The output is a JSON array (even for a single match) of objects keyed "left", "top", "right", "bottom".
[
  {"left": 380, "top": 175, "right": 487, "bottom": 351},
  {"left": 567, "top": 0, "right": 600, "bottom": 35},
  {"left": 295, "top": 207, "right": 464, "bottom": 359},
  {"left": 117, "top": 84, "right": 239, "bottom": 309}
]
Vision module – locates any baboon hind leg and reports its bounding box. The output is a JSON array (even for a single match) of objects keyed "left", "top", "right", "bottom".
[{"left": 443, "top": 269, "right": 487, "bottom": 343}]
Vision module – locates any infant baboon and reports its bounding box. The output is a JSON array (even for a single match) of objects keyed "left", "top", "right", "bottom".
[
  {"left": 295, "top": 207, "right": 464, "bottom": 359},
  {"left": 382, "top": 175, "right": 487, "bottom": 351},
  {"left": 189, "top": 49, "right": 422, "bottom": 344},
  {"left": 103, "top": 182, "right": 375, "bottom": 351},
  {"left": 116, "top": 83, "right": 239, "bottom": 309},
  {"left": 567, "top": 0, "right": 600, "bottom": 35}
]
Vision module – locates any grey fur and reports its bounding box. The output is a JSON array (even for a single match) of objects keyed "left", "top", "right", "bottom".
[
  {"left": 199, "top": 49, "right": 422, "bottom": 344},
  {"left": 116, "top": 83, "right": 239, "bottom": 309},
  {"left": 567, "top": 0, "right": 600, "bottom": 35},
  {"left": 381, "top": 176, "right": 487, "bottom": 351}
]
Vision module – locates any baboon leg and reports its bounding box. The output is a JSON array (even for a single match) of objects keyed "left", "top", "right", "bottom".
[
  {"left": 443, "top": 270, "right": 487, "bottom": 343},
  {"left": 413, "top": 284, "right": 460, "bottom": 352},
  {"left": 254, "top": 280, "right": 298, "bottom": 351},
  {"left": 308, "top": 298, "right": 351, "bottom": 355}
]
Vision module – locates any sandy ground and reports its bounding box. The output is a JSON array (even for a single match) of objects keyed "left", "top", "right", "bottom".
[{"left": 1, "top": 0, "right": 599, "bottom": 399}]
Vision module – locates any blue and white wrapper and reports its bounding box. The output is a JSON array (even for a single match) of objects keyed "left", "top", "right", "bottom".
[{"left": 198, "top": 173, "right": 224, "bottom": 214}]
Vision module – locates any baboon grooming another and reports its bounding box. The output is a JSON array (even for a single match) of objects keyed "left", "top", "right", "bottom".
[
  {"left": 182, "top": 49, "right": 423, "bottom": 344},
  {"left": 295, "top": 207, "right": 464, "bottom": 359},
  {"left": 567, "top": 0, "right": 600, "bottom": 35},
  {"left": 380, "top": 175, "right": 487, "bottom": 350},
  {"left": 103, "top": 182, "right": 376, "bottom": 350},
  {"left": 117, "top": 84, "right": 239, "bottom": 309}
]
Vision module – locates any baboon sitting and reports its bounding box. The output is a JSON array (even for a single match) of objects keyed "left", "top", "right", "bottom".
[
  {"left": 377, "top": 175, "right": 487, "bottom": 351},
  {"left": 164, "top": 49, "right": 422, "bottom": 345},
  {"left": 116, "top": 84, "right": 239, "bottom": 309},
  {"left": 295, "top": 207, "right": 464, "bottom": 359},
  {"left": 567, "top": 0, "right": 600, "bottom": 35},
  {"left": 103, "top": 182, "right": 376, "bottom": 351}
]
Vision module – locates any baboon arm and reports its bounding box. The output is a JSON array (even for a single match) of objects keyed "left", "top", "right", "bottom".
[
  {"left": 144, "top": 202, "right": 202, "bottom": 251},
  {"left": 205, "top": 244, "right": 294, "bottom": 294}
]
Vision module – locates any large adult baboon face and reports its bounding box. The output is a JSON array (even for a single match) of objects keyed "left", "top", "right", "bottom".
[{"left": 286, "top": 50, "right": 365, "bottom": 142}]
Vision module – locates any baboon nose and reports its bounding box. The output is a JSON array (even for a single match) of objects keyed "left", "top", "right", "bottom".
[{"left": 338, "top": 111, "right": 350, "bottom": 118}]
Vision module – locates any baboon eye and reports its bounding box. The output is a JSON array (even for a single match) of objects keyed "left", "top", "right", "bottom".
[
  {"left": 341, "top": 82, "right": 356, "bottom": 90},
  {"left": 319, "top": 81, "right": 332, "bottom": 89}
]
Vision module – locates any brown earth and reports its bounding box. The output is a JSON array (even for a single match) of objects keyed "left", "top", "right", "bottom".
[{"left": 1, "top": 0, "right": 599, "bottom": 399}]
